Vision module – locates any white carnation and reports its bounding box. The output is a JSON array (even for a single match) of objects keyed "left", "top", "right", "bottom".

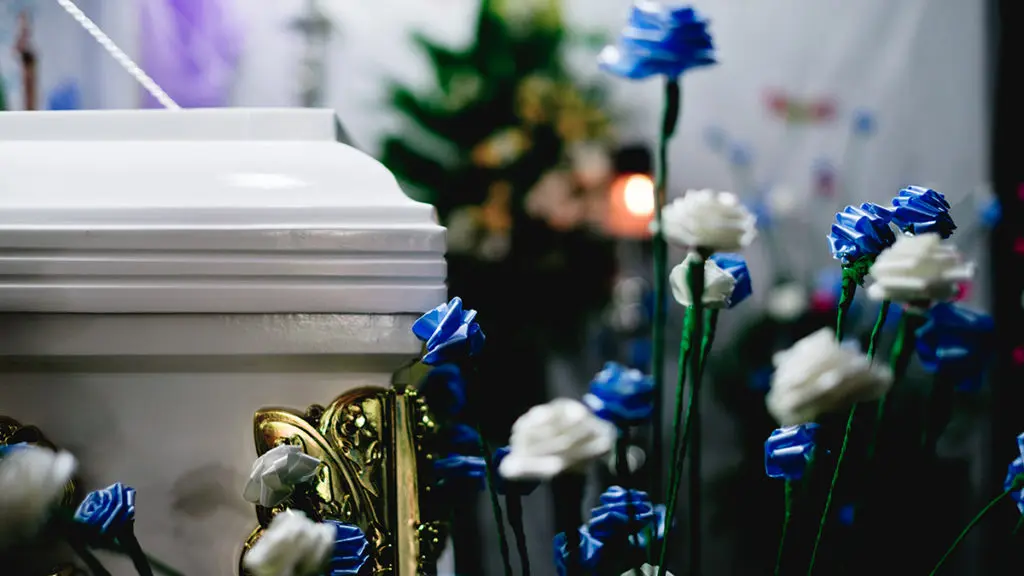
[
  {"left": 661, "top": 189, "right": 757, "bottom": 251},
  {"left": 243, "top": 445, "right": 321, "bottom": 508},
  {"left": 0, "top": 445, "right": 77, "bottom": 547},
  {"left": 669, "top": 253, "right": 736, "bottom": 309},
  {"left": 767, "top": 328, "right": 893, "bottom": 426},
  {"left": 867, "top": 233, "right": 973, "bottom": 302},
  {"left": 765, "top": 282, "right": 809, "bottom": 322},
  {"left": 243, "top": 510, "right": 335, "bottom": 576},
  {"left": 624, "top": 565, "right": 674, "bottom": 576},
  {"left": 498, "top": 398, "right": 616, "bottom": 480}
]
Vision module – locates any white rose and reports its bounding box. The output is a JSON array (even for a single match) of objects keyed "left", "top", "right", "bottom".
[
  {"left": 866, "top": 233, "right": 973, "bottom": 302},
  {"left": 765, "top": 282, "right": 809, "bottom": 322},
  {"left": 669, "top": 253, "right": 736, "bottom": 308},
  {"left": 243, "top": 445, "right": 321, "bottom": 508},
  {"left": 0, "top": 445, "right": 77, "bottom": 547},
  {"left": 766, "top": 328, "right": 893, "bottom": 426},
  {"left": 624, "top": 564, "right": 674, "bottom": 576},
  {"left": 243, "top": 510, "right": 335, "bottom": 576},
  {"left": 498, "top": 398, "right": 616, "bottom": 480},
  {"left": 660, "top": 189, "right": 757, "bottom": 251}
]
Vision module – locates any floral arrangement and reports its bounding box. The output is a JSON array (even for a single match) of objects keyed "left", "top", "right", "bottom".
[{"left": 0, "top": 443, "right": 184, "bottom": 575}]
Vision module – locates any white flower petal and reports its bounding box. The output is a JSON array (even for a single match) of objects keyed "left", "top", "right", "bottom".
[
  {"left": 243, "top": 445, "right": 321, "bottom": 508},
  {"left": 766, "top": 328, "right": 893, "bottom": 426},
  {"left": 661, "top": 189, "right": 757, "bottom": 251},
  {"left": 0, "top": 446, "right": 77, "bottom": 547},
  {"left": 669, "top": 253, "right": 735, "bottom": 308},
  {"left": 867, "top": 233, "right": 973, "bottom": 302},
  {"left": 499, "top": 398, "right": 616, "bottom": 480},
  {"left": 243, "top": 510, "right": 335, "bottom": 576}
]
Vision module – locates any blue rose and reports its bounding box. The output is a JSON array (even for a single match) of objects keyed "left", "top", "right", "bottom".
[
  {"left": 434, "top": 454, "right": 487, "bottom": 491},
  {"left": 412, "top": 297, "right": 485, "bottom": 366},
  {"left": 583, "top": 362, "right": 655, "bottom": 425},
  {"left": 915, "top": 303, "right": 994, "bottom": 391},
  {"left": 708, "top": 253, "right": 753, "bottom": 308},
  {"left": 598, "top": 3, "right": 716, "bottom": 80},
  {"left": 1003, "top": 433, "right": 1024, "bottom": 514},
  {"left": 890, "top": 186, "right": 956, "bottom": 238},
  {"left": 588, "top": 486, "right": 655, "bottom": 541},
  {"left": 827, "top": 203, "right": 897, "bottom": 266},
  {"left": 323, "top": 521, "right": 371, "bottom": 576},
  {"left": 445, "top": 424, "right": 482, "bottom": 454},
  {"left": 634, "top": 503, "right": 668, "bottom": 549},
  {"left": 492, "top": 447, "right": 540, "bottom": 496},
  {"left": 765, "top": 424, "right": 819, "bottom": 480},
  {"left": 979, "top": 197, "right": 1002, "bottom": 229},
  {"left": 418, "top": 364, "right": 467, "bottom": 418},
  {"left": 74, "top": 482, "right": 136, "bottom": 535},
  {"left": 553, "top": 526, "right": 604, "bottom": 576}
]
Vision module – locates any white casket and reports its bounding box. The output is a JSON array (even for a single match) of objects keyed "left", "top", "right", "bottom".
[{"left": 0, "top": 109, "right": 446, "bottom": 575}]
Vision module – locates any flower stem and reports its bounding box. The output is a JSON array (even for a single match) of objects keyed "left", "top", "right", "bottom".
[
  {"left": 806, "top": 403, "right": 858, "bottom": 576},
  {"left": 686, "top": 255, "right": 707, "bottom": 576},
  {"left": 650, "top": 78, "right": 682, "bottom": 505},
  {"left": 616, "top": 430, "right": 643, "bottom": 576},
  {"left": 1013, "top": 515, "right": 1023, "bottom": 536},
  {"left": 553, "top": 474, "right": 585, "bottom": 576},
  {"left": 835, "top": 269, "right": 857, "bottom": 341},
  {"left": 928, "top": 484, "right": 1018, "bottom": 575},
  {"left": 920, "top": 372, "right": 954, "bottom": 455},
  {"left": 505, "top": 493, "right": 531, "bottom": 576},
  {"left": 119, "top": 531, "right": 154, "bottom": 576},
  {"left": 867, "top": 310, "right": 922, "bottom": 462},
  {"left": 774, "top": 480, "right": 794, "bottom": 576},
  {"left": 477, "top": 432, "right": 514, "bottom": 576},
  {"left": 656, "top": 309, "right": 693, "bottom": 570},
  {"left": 68, "top": 540, "right": 112, "bottom": 576},
  {"left": 866, "top": 301, "right": 890, "bottom": 360}
]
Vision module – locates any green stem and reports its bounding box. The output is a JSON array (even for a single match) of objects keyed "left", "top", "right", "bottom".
[
  {"left": 866, "top": 301, "right": 890, "bottom": 360},
  {"left": 806, "top": 403, "right": 858, "bottom": 576},
  {"left": 650, "top": 78, "right": 681, "bottom": 504},
  {"left": 69, "top": 540, "right": 112, "bottom": 576},
  {"left": 477, "top": 432, "right": 514, "bottom": 576},
  {"left": 686, "top": 256, "right": 707, "bottom": 576},
  {"left": 928, "top": 487, "right": 1016, "bottom": 575},
  {"left": 655, "top": 310, "right": 693, "bottom": 569},
  {"left": 505, "top": 493, "right": 531, "bottom": 576},
  {"left": 120, "top": 531, "right": 154, "bottom": 576},
  {"left": 1013, "top": 515, "right": 1023, "bottom": 536},
  {"left": 835, "top": 270, "right": 857, "bottom": 341},
  {"left": 774, "top": 480, "right": 794, "bottom": 576},
  {"left": 867, "top": 311, "right": 922, "bottom": 462}
]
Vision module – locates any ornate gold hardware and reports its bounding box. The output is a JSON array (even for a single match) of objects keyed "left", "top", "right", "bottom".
[{"left": 240, "top": 362, "right": 446, "bottom": 576}]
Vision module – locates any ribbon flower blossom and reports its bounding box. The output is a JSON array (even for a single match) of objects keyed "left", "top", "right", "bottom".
[
  {"left": 827, "top": 203, "right": 896, "bottom": 268},
  {"left": 412, "top": 297, "right": 485, "bottom": 365},
  {"left": 588, "top": 486, "right": 656, "bottom": 541},
  {"left": 243, "top": 444, "right": 321, "bottom": 508},
  {"left": 584, "top": 362, "right": 656, "bottom": 426},
  {"left": 890, "top": 185, "right": 957, "bottom": 238},
  {"left": 598, "top": 2, "right": 716, "bottom": 80},
  {"left": 915, "top": 303, "right": 994, "bottom": 391},
  {"left": 1006, "top": 433, "right": 1024, "bottom": 514},
  {"left": 764, "top": 424, "right": 820, "bottom": 481},
  {"left": 669, "top": 252, "right": 752, "bottom": 309},
  {"left": 323, "top": 521, "right": 371, "bottom": 576},
  {"left": 74, "top": 482, "right": 136, "bottom": 535},
  {"left": 867, "top": 233, "right": 974, "bottom": 303},
  {"left": 661, "top": 189, "right": 758, "bottom": 252}
]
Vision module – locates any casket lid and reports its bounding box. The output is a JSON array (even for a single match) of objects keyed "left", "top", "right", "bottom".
[{"left": 0, "top": 109, "right": 446, "bottom": 314}]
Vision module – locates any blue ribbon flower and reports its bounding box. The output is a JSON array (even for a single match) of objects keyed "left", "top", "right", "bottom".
[
  {"left": 915, "top": 303, "right": 994, "bottom": 391},
  {"left": 74, "top": 483, "right": 136, "bottom": 535},
  {"left": 583, "top": 362, "right": 655, "bottom": 426},
  {"left": 765, "top": 424, "right": 820, "bottom": 480},
  {"left": 553, "top": 526, "right": 604, "bottom": 576},
  {"left": 444, "top": 423, "right": 482, "bottom": 454},
  {"left": 890, "top": 186, "right": 957, "bottom": 238},
  {"left": 598, "top": 3, "right": 716, "bottom": 80},
  {"left": 323, "top": 521, "right": 371, "bottom": 576},
  {"left": 434, "top": 454, "right": 487, "bottom": 491},
  {"left": 635, "top": 503, "right": 668, "bottom": 549},
  {"left": 827, "top": 203, "right": 897, "bottom": 266},
  {"left": 588, "top": 486, "right": 656, "bottom": 541},
  {"left": 418, "top": 364, "right": 467, "bottom": 418},
  {"left": 1003, "top": 433, "right": 1024, "bottom": 514},
  {"left": 492, "top": 447, "right": 540, "bottom": 496},
  {"left": 729, "top": 143, "right": 752, "bottom": 167},
  {"left": 708, "top": 253, "right": 753, "bottom": 308},
  {"left": 412, "top": 297, "right": 485, "bottom": 366}
]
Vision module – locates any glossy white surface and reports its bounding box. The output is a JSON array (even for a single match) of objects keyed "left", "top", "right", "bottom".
[{"left": 0, "top": 109, "right": 445, "bottom": 313}]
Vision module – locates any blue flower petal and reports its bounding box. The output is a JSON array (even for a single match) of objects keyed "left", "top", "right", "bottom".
[
  {"left": 600, "top": 3, "right": 717, "bottom": 80},
  {"left": 1003, "top": 433, "right": 1024, "bottom": 514},
  {"left": 852, "top": 110, "right": 875, "bottom": 136},
  {"left": 74, "top": 482, "right": 137, "bottom": 535},
  {"left": 553, "top": 526, "right": 605, "bottom": 576},
  {"left": 708, "top": 253, "right": 753, "bottom": 308},
  {"left": 588, "top": 486, "right": 655, "bottom": 541},
  {"left": 434, "top": 455, "right": 487, "bottom": 491},
  {"left": 413, "top": 297, "right": 486, "bottom": 365},
  {"left": 827, "top": 203, "right": 896, "bottom": 265},
  {"left": 765, "top": 424, "right": 819, "bottom": 480},
  {"left": 324, "top": 521, "right": 371, "bottom": 576},
  {"left": 418, "top": 364, "right": 467, "bottom": 417},
  {"left": 890, "top": 186, "right": 957, "bottom": 238},
  {"left": 583, "top": 362, "right": 654, "bottom": 425},
  {"left": 915, "top": 303, "right": 994, "bottom": 391}
]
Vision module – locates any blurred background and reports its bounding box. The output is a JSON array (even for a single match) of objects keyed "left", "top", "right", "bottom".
[{"left": 3, "top": 0, "right": 1020, "bottom": 574}]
